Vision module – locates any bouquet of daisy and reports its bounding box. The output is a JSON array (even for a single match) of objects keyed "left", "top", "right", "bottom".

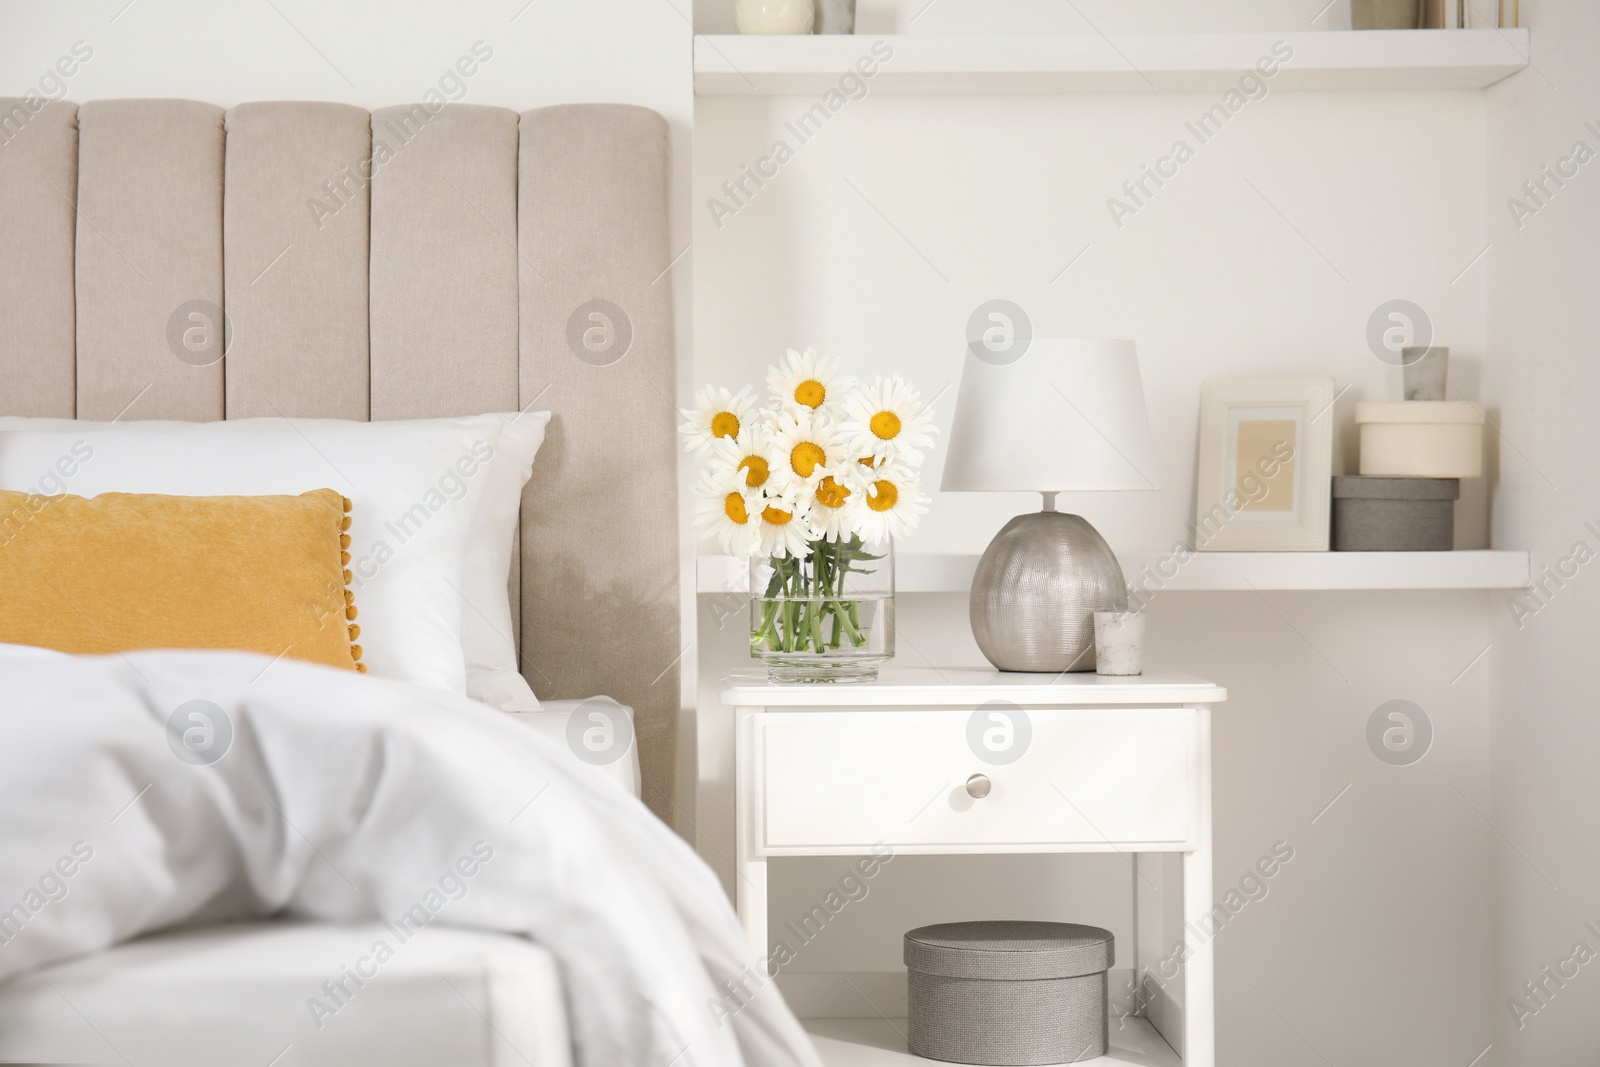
[{"left": 683, "top": 348, "right": 936, "bottom": 666}]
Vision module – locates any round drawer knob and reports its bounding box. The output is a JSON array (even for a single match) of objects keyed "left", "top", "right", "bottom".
[{"left": 965, "top": 773, "right": 992, "bottom": 799}]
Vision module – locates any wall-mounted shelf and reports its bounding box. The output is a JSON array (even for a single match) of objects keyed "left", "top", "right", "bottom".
[
  {"left": 697, "top": 550, "right": 1530, "bottom": 594},
  {"left": 694, "top": 29, "right": 1530, "bottom": 96}
]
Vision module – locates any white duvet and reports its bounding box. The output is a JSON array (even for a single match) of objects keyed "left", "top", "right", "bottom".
[{"left": 0, "top": 645, "right": 820, "bottom": 1067}]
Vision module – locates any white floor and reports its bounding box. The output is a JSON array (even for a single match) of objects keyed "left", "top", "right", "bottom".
[{"left": 802, "top": 1017, "right": 1180, "bottom": 1067}]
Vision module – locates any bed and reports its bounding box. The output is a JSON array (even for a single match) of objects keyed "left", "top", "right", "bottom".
[
  {"left": 0, "top": 921, "right": 573, "bottom": 1066},
  {"left": 0, "top": 98, "right": 808, "bottom": 1067},
  {"left": 0, "top": 95, "right": 681, "bottom": 816}
]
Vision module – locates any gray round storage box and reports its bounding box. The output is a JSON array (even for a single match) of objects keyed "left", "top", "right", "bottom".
[{"left": 905, "top": 921, "right": 1114, "bottom": 1065}]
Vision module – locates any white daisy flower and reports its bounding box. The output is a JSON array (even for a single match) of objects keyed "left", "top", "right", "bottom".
[
  {"left": 840, "top": 375, "right": 938, "bottom": 466},
  {"left": 753, "top": 489, "right": 815, "bottom": 559},
  {"left": 845, "top": 463, "right": 929, "bottom": 545},
  {"left": 808, "top": 468, "right": 857, "bottom": 542},
  {"left": 767, "top": 347, "right": 856, "bottom": 415},
  {"left": 768, "top": 409, "right": 844, "bottom": 494},
  {"left": 837, "top": 454, "right": 882, "bottom": 495},
  {"left": 707, "top": 425, "right": 777, "bottom": 494},
  {"left": 692, "top": 468, "right": 760, "bottom": 556},
  {"left": 680, "top": 385, "right": 757, "bottom": 455}
]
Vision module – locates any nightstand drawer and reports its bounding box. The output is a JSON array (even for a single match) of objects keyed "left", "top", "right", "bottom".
[{"left": 753, "top": 708, "right": 1199, "bottom": 851}]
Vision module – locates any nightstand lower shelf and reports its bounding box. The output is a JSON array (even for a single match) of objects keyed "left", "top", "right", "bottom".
[{"left": 803, "top": 1016, "right": 1177, "bottom": 1066}]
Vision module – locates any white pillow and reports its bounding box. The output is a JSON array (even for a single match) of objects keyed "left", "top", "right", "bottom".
[
  {"left": 461, "top": 413, "right": 547, "bottom": 711},
  {"left": 0, "top": 414, "right": 548, "bottom": 703}
]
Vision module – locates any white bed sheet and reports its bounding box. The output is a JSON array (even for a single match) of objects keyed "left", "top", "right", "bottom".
[
  {"left": 0, "top": 641, "right": 642, "bottom": 797},
  {"left": 518, "top": 699, "right": 641, "bottom": 798},
  {"left": 0, "top": 921, "right": 572, "bottom": 1067},
  {"left": 0, "top": 646, "right": 821, "bottom": 1066}
]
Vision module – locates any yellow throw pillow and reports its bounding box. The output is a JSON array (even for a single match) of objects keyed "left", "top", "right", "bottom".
[{"left": 0, "top": 488, "right": 364, "bottom": 673}]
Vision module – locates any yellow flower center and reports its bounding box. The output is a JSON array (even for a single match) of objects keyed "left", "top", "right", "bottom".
[
  {"left": 790, "top": 441, "right": 826, "bottom": 478},
  {"left": 740, "top": 455, "right": 769, "bottom": 488},
  {"left": 793, "top": 379, "right": 826, "bottom": 408},
  {"left": 867, "top": 480, "right": 898, "bottom": 512},
  {"left": 870, "top": 411, "right": 902, "bottom": 440},
  {"left": 723, "top": 492, "right": 749, "bottom": 524},
  {"left": 710, "top": 411, "right": 740, "bottom": 439},
  {"left": 762, "top": 506, "right": 792, "bottom": 525},
  {"left": 858, "top": 456, "right": 878, "bottom": 469},
  {"left": 816, "top": 476, "right": 850, "bottom": 509}
]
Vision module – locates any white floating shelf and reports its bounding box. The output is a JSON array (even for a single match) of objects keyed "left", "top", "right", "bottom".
[
  {"left": 694, "top": 30, "right": 1530, "bottom": 95},
  {"left": 1119, "top": 549, "right": 1530, "bottom": 591},
  {"left": 697, "top": 550, "right": 1529, "bottom": 594}
]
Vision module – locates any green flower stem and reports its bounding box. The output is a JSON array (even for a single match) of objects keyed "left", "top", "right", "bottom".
[
  {"left": 754, "top": 535, "right": 884, "bottom": 655},
  {"left": 751, "top": 598, "right": 780, "bottom": 650},
  {"left": 834, "top": 600, "right": 864, "bottom": 647}
]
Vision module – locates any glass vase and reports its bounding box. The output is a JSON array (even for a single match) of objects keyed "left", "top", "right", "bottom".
[{"left": 749, "top": 536, "right": 894, "bottom": 683}]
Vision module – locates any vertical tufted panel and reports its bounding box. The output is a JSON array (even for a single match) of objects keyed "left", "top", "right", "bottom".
[
  {"left": 75, "top": 100, "right": 225, "bottom": 421},
  {"left": 368, "top": 103, "right": 519, "bottom": 420},
  {"left": 0, "top": 100, "right": 77, "bottom": 418},
  {"left": 519, "top": 104, "right": 680, "bottom": 821},
  {"left": 223, "top": 102, "right": 371, "bottom": 420}
]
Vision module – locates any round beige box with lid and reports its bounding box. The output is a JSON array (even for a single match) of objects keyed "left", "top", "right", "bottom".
[{"left": 1356, "top": 401, "right": 1484, "bottom": 478}]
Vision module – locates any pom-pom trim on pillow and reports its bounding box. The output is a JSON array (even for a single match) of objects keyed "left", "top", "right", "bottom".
[{"left": 340, "top": 494, "right": 366, "bottom": 673}]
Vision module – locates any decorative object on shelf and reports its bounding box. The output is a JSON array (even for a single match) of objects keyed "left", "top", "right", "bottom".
[
  {"left": 905, "top": 921, "right": 1114, "bottom": 1065},
  {"left": 685, "top": 348, "right": 937, "bottom": 682},
  {"left": 1194, "top": 378, "right": 1335, "bottom": 552},
  {"left": 1322, "top": 0, "right": 1501, "bottom": 28},
  {"left": 1093, "top": 610, "right": 1145, "bottom": 676},
  {"left": 1353, "top": 0, "right": 1421, "bottom": 29},
  {"left": 1420, "top": 0, "right": 1467, "bottom": 27},
  {"left": 814, "top": 0, "right": 854, "bottom": 33},
  {"left": 1333, "top": 476, "right": 1459, "bottom": 551},
  {"left": 747, "top": 540, "right": 893, "bottom": 682},
  {"left": 943, "top": 338, "right": 1157, "bottom": 674},
  {"left": 734, "top": 0, "right": 815, "bottom": 34},
  {"left": 1356, "top": 401, "right": 1484, "bottom": 478},
  {"left": 1402, "top": 345, "right": 1449, "bottom": 401}
]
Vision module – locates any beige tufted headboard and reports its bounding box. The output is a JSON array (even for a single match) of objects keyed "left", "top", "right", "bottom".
[{"left": 0, "top": 97, "right": 682, "bottom": 821}]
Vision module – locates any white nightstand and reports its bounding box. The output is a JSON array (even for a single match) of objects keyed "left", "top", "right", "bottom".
[{"left": 723, "top": 667, "right": 1227, "bottom": 1067}]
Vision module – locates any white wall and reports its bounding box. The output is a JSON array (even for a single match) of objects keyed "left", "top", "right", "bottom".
[
  {"left": 1, "top": 0, "right": 690, "bottom": 116},
  {"left": 692, "top": 8, "right": 1503, "bottom": 1063},
  {"left": 1484, "top": 0, "right": 1600, "bottom": 1061},
  {"left": 694, "top": 88, "right": 1492, "bottom": 556},
  {"left": 1, "top": 0, "right": 701, "bottom": 822}
]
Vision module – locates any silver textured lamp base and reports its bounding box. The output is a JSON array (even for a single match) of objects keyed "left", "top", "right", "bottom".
[{"left": 970, "top": 509, "right": 1129, "bottom": 673}]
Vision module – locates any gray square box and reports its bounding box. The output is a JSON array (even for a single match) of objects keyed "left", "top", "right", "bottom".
[{"left": 1332, "top": 475, "right": 1459, "bottom": 551}]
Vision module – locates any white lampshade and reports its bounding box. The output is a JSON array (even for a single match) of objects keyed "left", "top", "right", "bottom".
[{"left": 940, "top": 337, "right": 1158, "bottom": 493}]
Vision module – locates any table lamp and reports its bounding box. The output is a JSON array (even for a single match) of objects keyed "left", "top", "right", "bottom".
[{"left": 941, "top": 338, "right": 1158, "bottom": 672}]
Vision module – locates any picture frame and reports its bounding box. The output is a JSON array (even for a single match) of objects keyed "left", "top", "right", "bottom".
[{"left": 1193, "top": 378, "right": 1335, "bottom": 552}]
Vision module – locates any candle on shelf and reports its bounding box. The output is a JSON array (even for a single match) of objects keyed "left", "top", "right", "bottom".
[
  {"left": 735, "top": 0, "right": 815, "bottom": 34},
  {"left": 1094, "top": 611, "right": 1146, "bottom": 677}
]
